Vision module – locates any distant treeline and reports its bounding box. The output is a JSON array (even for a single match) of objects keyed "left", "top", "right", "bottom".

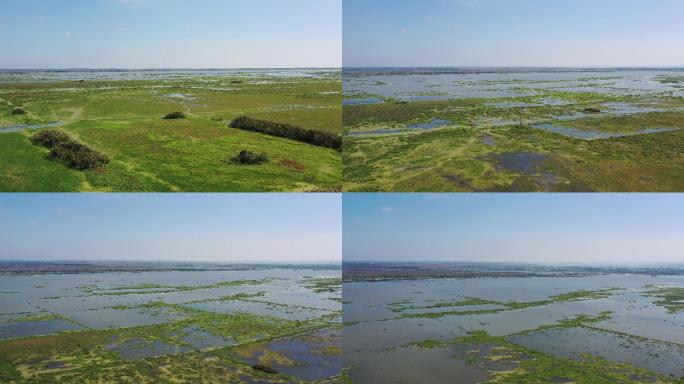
[
  {"left": 229, "top": 116, "right": 341, "bottom": 151},
  {"left": 32, "top": 130, "right": 109, "bottom": 170}
]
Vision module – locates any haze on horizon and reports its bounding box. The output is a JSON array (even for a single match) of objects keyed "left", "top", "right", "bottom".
[
  {"left": 344, "top": 0, "right": 684, "bottom": 68},
  {"left": 343, "top": 194, "right": 684, "bottom": 264},
  {"left": 0, "top": 0, "right": 341, "bottom": 69},
  {"left": 0, "top": 194, "right": 341, "bottom": 263}
]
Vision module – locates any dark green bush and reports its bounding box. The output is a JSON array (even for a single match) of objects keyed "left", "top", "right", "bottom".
[
  {"left": 31, "top": 129, "right": 72, "bottom": 148},
  {"left": 50, "top": 141, "right": 110, "bottom": 170},
  {"left": 163, "top": 111, "right": 186, "bottom": 119},
  {"left": 11, "top": 107, "right": 27, "bottom": 115},
  {"left": 252, "top": 364, "right": 278, "bottom": 374},
  {"left": 229, "top": 116, "right": 341, "bottom": 150},
  {"left": 230, "top": 150, "right": 268, "bottom": 165}
]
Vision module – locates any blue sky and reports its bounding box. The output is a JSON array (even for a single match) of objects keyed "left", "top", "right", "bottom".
[
  {"left": 0, "top": 0, "right": 341, "bottom": 69},
  {"left": 343, "top": 194, "right": 684, "bottom": 264},
  {"left": 344, "top": 0, "right": 684, "bottom": 67},
  {"left": 0, "top": 194, "right": 341, "bottom": 263}
]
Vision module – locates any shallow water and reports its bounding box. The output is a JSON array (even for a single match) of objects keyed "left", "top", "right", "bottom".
[
  {"left": 0, "top": 121, "right": 64, "bottom": 133},
  {"left": 235, "top": 328, "right": 342, "bottom": 381},
  {"left": 343, "top": 97, "right": 383, "bottom": 106},
  {"left": 0, "top": 319, "right": 81, "bottom": 340},
  {"left": 509, "top": 327, "right": 684, "bottom": 376},
  {"left": 532, "top": 123, "right": 680, "bottom": 140},
  {"left": 346, "top": 118, "right": 453, "bottom": 136},
  {"left": 344, "top": 274, "right": 684, "bottom": 382},
  {"left": 0, "top": 68, "right": 339, "bottom": 82},
  {"left": 0, "top": 267, "right": 341, "bottom": 347},
  {"left": 344, "top": 68, "right": 684, "bottom": 101}
]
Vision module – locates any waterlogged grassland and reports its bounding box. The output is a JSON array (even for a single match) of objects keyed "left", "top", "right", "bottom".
[
  {"left": 343, "top": 276, "right": 684, "bottom": 383},
  {"left": 343, "top": 85, "right": 684, "bottom": 192},
  {"left": 0, "top": 271, "right": 343, "bottom": 383},
  {"left": 0, "top": 72, "right": 341, "bottom": 192}
]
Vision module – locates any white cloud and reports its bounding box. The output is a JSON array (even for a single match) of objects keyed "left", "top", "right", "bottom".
[
  {"left": 400, "top": 28, "right": 408, "bottom": 33},
  {"left": 64, "top": 31, "right": 72, "bottom": 37},
  {"left": 381, "top": 207, "right": 393, "bottom": 212}
]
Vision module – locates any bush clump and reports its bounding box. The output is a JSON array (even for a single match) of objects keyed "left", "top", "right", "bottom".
[
  {"left": 229, "top": 116, "right": 341, "bottom": 150},
  {"left": 583, "top": 107, "right": 601, "bottom": 113},
  {"left": 50, "top": 141, "right": 110, "bottom": 170},
  {"left": 11, "top": 107, "right": 27, "bottom": 115},
  {"left": 230, "top": 150, "right": 268, "bottom": 165},
  {"left": 163, "top": 111, "right": 186, "bottom": 119},
  {"left": 31, "top": 129, "right": 71, "bottom": 148},
  {"left": 31, "top": 129, "right": 109, "bottom": 170},
  {"left": 252, "top": 364, "right": 278, "bottom": 374}
]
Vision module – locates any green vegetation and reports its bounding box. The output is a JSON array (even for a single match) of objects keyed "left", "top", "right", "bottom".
[
  {"left": 230, "top": 150, "right": 269, "bottom": 165},
  {"left": 30, "top": 129, "right": 71, "bottom": 147},
  {"left": 304, "top": 277, "right": 342, "bottom": 293},
  {"left": 394, "top": 289, "right": 619, "bottom": 319},
  {"left": 0, "top": 73, "right": 341, "bottom": 192},
  {"left": 162, "top": 111, "right": 186, "bottom": 119},
  {"left": 49, "top": 141, "right": 110, "bottom": 170},
  {"left": 645, "top": 286, "right": 684, "bottom": 313},
  {"left": 30, "top": 129, "right": 110, "bottom": 170},
  {"left": 82, "top": 279, "right": 272, "bottom": 297},
  {"left": 409, "top": 339, "right": 447, "bottom": 349},
  {"left": 230, "top": 116, "right": 342, "bottom": 150}
]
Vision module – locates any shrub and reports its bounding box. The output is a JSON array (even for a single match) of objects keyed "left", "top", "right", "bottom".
[
  {"left": 11, "top": 107, "right": 27, "bottom": 115},
  {"left": 50, "top": 141, "right": 109, "bottom": 170},
  {"left": 583, "top": 107, "right": 601, "bottom": 113},
  {"left": 229, "top": 116, "right": 341, "bottom": 150},
  {"left": 252, "top": 364, "right": 278, "bottom": 374},
  {"left": 31, "top": 129, "right": 72, "bottom": 148},
  {"left": 230, "top": 150, "right": 268, "bottom": 165},
  {"left": 163, "top": 111, "right": 186, "bottom": 119}
]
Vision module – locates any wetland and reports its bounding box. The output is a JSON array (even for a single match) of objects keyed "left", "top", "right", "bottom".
[
  {"left": 343, "top": 67, "right": 684, "bottom": 192},
  {"left": 342, "top": 262, "right": 684, "bottom": 383},
  {"left": 0, "top": 262, "right": 342, "bottom": 383}
]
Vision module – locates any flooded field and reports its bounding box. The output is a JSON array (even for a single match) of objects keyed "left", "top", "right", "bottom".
[
  {"left": 0, "top": 68, "right": 341, "bottom": 192},
  {"left": 0, "top": 264, "right": 342, "bottom": 383},
  {"left": 343, "top": 67, "right": 684, "bottom": 192},
  {"left": 343, "top": 266, "right": 684, "bottom": 383}
]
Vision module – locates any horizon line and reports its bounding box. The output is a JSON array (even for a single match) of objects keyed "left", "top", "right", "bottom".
[
  {"left": 0, "top": 259, "right": 342, "bottom": 265},
  {"left": 343, "top": 260, "right": 684, "bottom": 266},
  {"left": 342, "top": 65, "right": 684, "bottom": 69},
  {"left": 0, "top": 67, "right": 342, "bottom": 71}
]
